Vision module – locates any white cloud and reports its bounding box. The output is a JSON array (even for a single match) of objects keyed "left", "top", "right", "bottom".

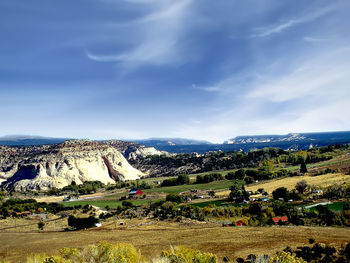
[
  {"left": 248, "top": 48, "right": 350, "bottom": 102},
  {"left": 251, "top": 5, "right": 336, "bottom": 38}
]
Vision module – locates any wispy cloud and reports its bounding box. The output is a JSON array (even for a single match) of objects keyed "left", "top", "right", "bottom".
[
  {"left": 86, "top": 0, "right": 193, "bottom": 68},
  {"left": 303, "top": 36, "right": 327, "bottom": 43},
  {"left": 251, "top": 5, "right": 336, "bottom": 38},
  {"left": 192, "top": 84, "right": 222, "bottom": 92}
]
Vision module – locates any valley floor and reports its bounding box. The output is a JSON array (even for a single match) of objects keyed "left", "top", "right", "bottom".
[{"left": 0, "top": 220, "right": 349, "bottom": 262}]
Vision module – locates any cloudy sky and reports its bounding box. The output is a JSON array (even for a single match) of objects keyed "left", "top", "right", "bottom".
[{"left": 1, "top": 0, "right": 349, "bottom": 143}]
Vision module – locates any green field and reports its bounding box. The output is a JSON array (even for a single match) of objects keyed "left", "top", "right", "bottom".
[
  {"left": 190, "top": 199, "right": 230, "bottom": 207},
  {"left": 144, "top": 179, "right": 233, "bottom": 195},
  {"left": 307, "top": 201, "right": 349, "bottom": 212},
  {"left": 61, "top": 199, "right": 151, "bottom": 209}
]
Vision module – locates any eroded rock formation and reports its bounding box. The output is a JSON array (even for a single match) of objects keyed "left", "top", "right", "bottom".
[{"left": 0, "top": 140, "right": 145, "bottom": 191}]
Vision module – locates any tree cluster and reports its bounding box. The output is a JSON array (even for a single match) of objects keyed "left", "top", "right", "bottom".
[
  {"left": 161, "top": 174, "right": 190, "bottom": 187},
  {"left": 67, "top": 215, "right": 99, "bottom": 230},
  {"left": 195, "top": 173, "right": 223, "bottom": 184}
]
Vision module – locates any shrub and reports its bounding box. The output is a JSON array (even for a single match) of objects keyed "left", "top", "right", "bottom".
[
  {"left": 269, "top": 251, "right": 307, "bottom": 263},
  {"left": 162, "top": 246, "right": 218, "bottom": 263},
  {"left": 25, "top": 243, "right": 220, "bottom": 263},
  {"left": 61, "top": 242, "right": 143, "bottom": 263},
  {"left": 166, "top": 194, "right": 184, "bottom": 203},
  {"left": 308, "top": 238, "right": 315, "bottom": 244},
  {"left": 27, "top": 242, "right": 144, "bottom": 263},
  {"left": 37, "top": 221, "right": 45, "bottom": 231},
  {"left": 26, "top": 254, "right": 65, "bottom": 263},
  {"left": 122, "top": 200, "right": 133, "bottom": 208}
]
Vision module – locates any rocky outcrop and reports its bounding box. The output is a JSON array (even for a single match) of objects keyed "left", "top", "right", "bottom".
[
  {"left": 125, "top": 146, "right": 169, "bottom": 161},
  {"left": 0, "top": 140, "right": 144, "bottom": 191},
  {"left": 104, "top": 140, "right": 169, "bottom": 160}
]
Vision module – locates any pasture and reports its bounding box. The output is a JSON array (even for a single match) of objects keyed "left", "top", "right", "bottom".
[{"left": 144, "top": 179, "right": 233, "bottom": 195}]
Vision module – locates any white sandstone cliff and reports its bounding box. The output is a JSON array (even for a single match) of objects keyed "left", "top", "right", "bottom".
[{"left": 0, "top": 141, "right": 144, "bottom": 191}]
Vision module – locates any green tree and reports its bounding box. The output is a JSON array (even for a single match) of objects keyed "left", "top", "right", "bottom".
[
  {"left": 234, "top": 169, "right": 246, "bottom": 180},
  {"left": 176, "top": 174, "right": 190, "bottom": 185},
  {"left": 68, "top": 215, "right": 99, "bottom": 230},
  {"left": 272, "top": 187, "right": 290, "bottom": 201},
  {"left": 166, "top": 194, "right": 184, "bottom": 203},
  {"left": 295, "top": 180, "right": 309, "bottom": 194},
  {"left": 296, "top": 151, "right": 308, "bottom": 164},
  {"left": 208, "top": 190, "right": 215, "bottom": 197},
  {"left": 300, "top": 163, "right": 308, "bottom": 173},
  {"left": 259, "top": 160, "right": 274, "bottom": 173},
  {"left": 38, "top": 221, "right": 45, "bottom": 231},
  {"left": 229, "top": 182, "right": 249, "bottom": 203}
]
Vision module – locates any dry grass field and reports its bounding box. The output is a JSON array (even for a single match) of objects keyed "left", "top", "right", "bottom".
[
  {"left": 246, "top": 173, "right": 350, "bottom": 193},
  {"left": 216, "top": 173, "right": 350, "bottom": 197},
  {"left": 0, "top": 219, "right": 349, "bottom": 262}
]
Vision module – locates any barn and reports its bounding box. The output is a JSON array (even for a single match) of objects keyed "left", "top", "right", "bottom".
[{"left": 129, "top": 188, "right": 144, "bottom": 196}]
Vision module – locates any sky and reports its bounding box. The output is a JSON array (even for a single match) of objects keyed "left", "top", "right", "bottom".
[{"left": 0, "top": 0, "right": 349, "bottom": 143}]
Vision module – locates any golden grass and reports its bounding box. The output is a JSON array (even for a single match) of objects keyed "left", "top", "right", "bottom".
[
  {"left": 0, "top": 220, "right": 349, "bottom": 262},
  {"left": 247, "top": 173, "right": 350, "bottom": 193},
  {"left": 216, "top": 173, "right": 350, "bottom": 197}
]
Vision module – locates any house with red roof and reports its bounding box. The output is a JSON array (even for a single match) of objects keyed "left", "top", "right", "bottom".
[
  {"left": 272, "top": 216, "right": 289, "bottom": 225},
  {"left": 236, "top": 220, "right": 245, "bottom": 226}
]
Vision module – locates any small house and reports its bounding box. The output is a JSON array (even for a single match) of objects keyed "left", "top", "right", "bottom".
[
  {"left": 236, "top": 220, "right": 245, "bottom": 227},
  {"left": 129, "top": 188, "right": 144, "bottom": 196},
  {"left": 272, "top": 216, "right": 289, "bottom": 225},
  {"left": 260, "top": 197, "right": 269, "bottom": 202}
]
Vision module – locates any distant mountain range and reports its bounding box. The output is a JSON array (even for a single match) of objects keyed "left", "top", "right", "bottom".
[
  {"left": 133, "top": 138, "right": 212, "bottom": 147},
  {"left": 1, "top": 131, "right": 350, "bottom": 153},
  {"left": 0, "top": 135, "right": 68, "bottom": 146},
  {"left": 135, "top": 131, "right": 350, "bottom": 153},
  {"left": 224, "top": 132, "right": 350, "bottom": 145}
]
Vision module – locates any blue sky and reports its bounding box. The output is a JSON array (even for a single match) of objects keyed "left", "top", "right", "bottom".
[{"left": 0, "top": 0, "right": 349, "bottom": 143}]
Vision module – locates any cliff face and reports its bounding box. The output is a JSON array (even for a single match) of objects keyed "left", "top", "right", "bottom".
[
  {"left": 0, "top": 140, "right": 144, "bottom": 191},
  {"left": 103, "top": 140, "right": 169, "bottom": 160}
]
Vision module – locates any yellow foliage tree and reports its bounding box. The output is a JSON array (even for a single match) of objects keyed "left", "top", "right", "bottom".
[{"left": 269, "top": 251, "right": 307, "bottom": 263}]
